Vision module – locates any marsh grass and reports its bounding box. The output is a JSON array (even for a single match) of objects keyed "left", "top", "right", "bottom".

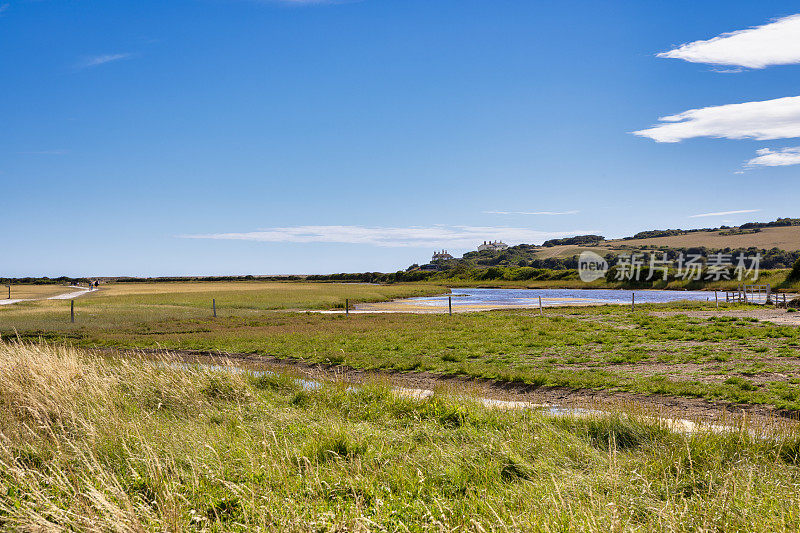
[
  {"left": 1, "top": 342, "right": 800, "bottom": 531},
  {"left": 4, "top": 296, "right": 800, "bottom": 409}
]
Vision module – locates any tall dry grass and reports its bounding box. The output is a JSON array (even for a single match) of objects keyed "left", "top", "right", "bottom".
[{"left": 1, "top": 341, "right": 800, "bottom": 531}]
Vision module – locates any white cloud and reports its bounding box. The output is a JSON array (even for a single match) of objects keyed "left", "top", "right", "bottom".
[
  {"left": 745, "top": 146, "right": 800, "bottom": 167},
  {"left": 484, "top": 210, "right": 579, "bottom": 216},
  {"left": 689, "top": 209, "right": 760, "bottom": 218},
  {"left": 633, "top": 95, "right": 800, "bottom": 143},
  {"left": 75, "top": 53, "right": 133, "bottom": 69},
  {"left": 657, "top": 14, "right": 800, "bottom": 69},
  {"left": 180, "top": 225, "right": 595, "bottom": 248}
]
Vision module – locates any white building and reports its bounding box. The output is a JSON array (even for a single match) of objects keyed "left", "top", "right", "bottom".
[
  {"left": 432, "top": 249, "right": 454, "bottom": 262},
  {"left": 477, "top": 240, "right": 509, "bottom": 252}
]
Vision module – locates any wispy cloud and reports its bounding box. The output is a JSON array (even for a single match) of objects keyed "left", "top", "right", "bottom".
[
  {"left": 18, "top": 149, "right": 69, "bottom": 155},
  {"left": 75, "top": 53, "right": 133, "bottom": 70},
  {"left": 689, "top": 209, "right": 760, "bottom": 218},
  {"left": 484, "top": 210, "right": 580, "bottom": 216},
  {"left": 0, "top": 3, "right": 9, "bottom": 15},
  {"left": 744, "top": 146, "right": 800, "bottom": 167},
  {"left": 633, "top": 95, "right": 800, "bottom": 143},
  {"left": 180, "top": 225, "right": 595, "bottom": 248},
  {"left": 657, "top": 14, "right": 800, "bottom": 69}
]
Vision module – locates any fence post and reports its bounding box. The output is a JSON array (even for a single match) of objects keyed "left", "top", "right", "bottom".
[
  {"left": 448, "top": 296, "right": 452, "bottom": 316},
  {"left": 345, "top": 299, "right": 349, "bottom": 316},
  {"left": 631, "top": 293, "right": 635, "bottom": 312},
  {"left": 70, "top": 300, "right": 75, "bottom": 323},
  {"left": 539, "top": 296, "right": 543, "bottom": 316},
  {"left": 212, "top": 298, "right": 216, "bottom": 318},
  {"left": 715, "top": 290, "right": 718, "bottom": 309}
]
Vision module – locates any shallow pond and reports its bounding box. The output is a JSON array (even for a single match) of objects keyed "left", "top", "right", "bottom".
[{"left": 408, "top": 287, "right": 715, "bottom": 309}]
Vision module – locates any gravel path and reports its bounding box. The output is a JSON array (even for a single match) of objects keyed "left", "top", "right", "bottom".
[
  {"left": 1, "top": 286, "right": 97, "bottom": 306},
  {"left": 47, "top": 286, "right": 97, "bottom": 300}
]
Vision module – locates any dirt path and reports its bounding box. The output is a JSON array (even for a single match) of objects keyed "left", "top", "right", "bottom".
[
  {"left": 0, "top": 299, "right": 31, "bottom": 306},
  {"left": 46, "top": 286, "right": 98, "bottom": 300},
  {"left": 0, "top": 286, "right": 97, "bottom": 306},
  {"left": 96, "top": 346, "right": 800, "bottom": 429}
]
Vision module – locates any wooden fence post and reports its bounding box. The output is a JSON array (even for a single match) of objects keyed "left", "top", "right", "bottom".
[
  {"left": 70, "top": 300, "right": 75, "bottom": 323},
  {"left": 631, "top": 293, "right": 635, "bottom": 312},
  {"left": 539, "top": 296, "right": 543, "bottom": 316},
  {"left": 714, "top": 290, "right": 718, "bottom": 309},
  {"left": 212, "top": 299, "right": 216, "bottom": 318},
  {"left": 448, "top": 296, "right": 452, "bottom": 316},
  {"left": 345, "top": 299, "right": 349, "bottom": 316}
]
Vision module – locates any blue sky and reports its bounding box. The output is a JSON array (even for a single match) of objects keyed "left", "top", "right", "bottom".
[{"left": 3, "top": 0, "right": 799, "bottom": 276}]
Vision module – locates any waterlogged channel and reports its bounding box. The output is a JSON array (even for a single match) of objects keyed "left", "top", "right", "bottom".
[
  {"left": 354, "top": 287, "right": 716, "bottom": 313},
  {"left": 167, "top": 361, "right": 746, "bottom": 436}
]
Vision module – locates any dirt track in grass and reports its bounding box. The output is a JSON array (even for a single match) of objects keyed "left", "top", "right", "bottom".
[{"left": 97, "top": 346, "right": 800, "bottom": 429}]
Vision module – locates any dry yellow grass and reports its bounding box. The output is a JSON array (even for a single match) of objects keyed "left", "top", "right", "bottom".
[
  {"left": 2, "top": 341, "right": 800, "bottom": 531},
  {"left": 92, "top": 281, "right": 323, "bottom": 297},
  {"left": 1, "top": 284, "right": 78, "bottom": 300}
]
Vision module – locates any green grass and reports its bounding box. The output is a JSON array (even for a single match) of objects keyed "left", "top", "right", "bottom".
[
  {"left": 2, "top": 341, "right": 799, "bottom": 531},
  {"left": 4, "top": 287, "right": 800, "bottom": 409}
]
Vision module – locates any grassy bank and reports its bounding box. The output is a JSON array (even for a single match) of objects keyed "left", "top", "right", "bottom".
[{"left": 1, "top": 342, "right": 799, "bottom": 531}]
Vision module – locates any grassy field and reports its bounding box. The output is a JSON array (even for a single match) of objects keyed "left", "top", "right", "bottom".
[
  {"left": 3, "top": 280, "right": 800, "bottom": 410},
  {"left": 0, "top": 284, "right": 78, "bottom": 300},
  {"left": 0, "top": 281, "right": 446, "bottom": 331},
  {"left": 2, "top": 342, "right": 799, "bottom": 531},
  {"left": 88, "top": 281, "right": 447, "bottom": 310},
  {"left": 80, "top": 308, "right": 800, "bottom": 410}
]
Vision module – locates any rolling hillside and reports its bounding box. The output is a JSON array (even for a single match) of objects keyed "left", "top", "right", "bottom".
[{"left": 535, "top": 225, "right": 800, "bottom": 260}]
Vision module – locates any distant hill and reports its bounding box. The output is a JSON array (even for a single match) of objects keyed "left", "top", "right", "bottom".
[
  {"left": 412, "top": 218, "right": 800, "bottom": 272},
  {"left": 620, "top": 217, "right": 800, "bottom": 240},
  {"left": 604, "top": 225, "right": 800, "bottom": 252}
]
